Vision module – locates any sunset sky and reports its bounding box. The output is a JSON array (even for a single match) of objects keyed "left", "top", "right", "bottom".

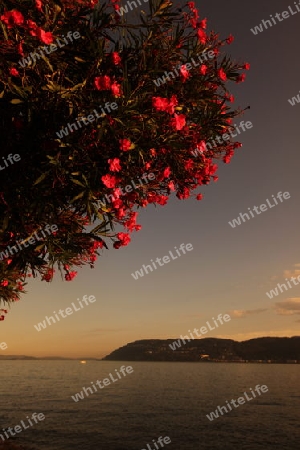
[{"left": 1, "top": 0, "right": 300, "bottom": 358}]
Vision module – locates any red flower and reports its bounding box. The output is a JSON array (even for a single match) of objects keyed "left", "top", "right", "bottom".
[
  {"left": 113, "top": 232, "right": 131, "bottom": 249},
  {"left": 156, "top": 195, "right": 168, "bottom": 205},
  {"left": 168, "top": 181, "right": 175, "bottom": 191},
  {"left": 170, "top": 113, "right": 186, "bottom": 130},
  {"left": 180, "top": 65, "right": 190, "bottom": 82},
  {"left": 110, "top": 0, "right": 121, "bottom": 12},
  {"left": 0, "top": 280, "right": 9, "bottom": 287},
  {"left": 152, "top": 94, "right": 178, "bottom": 115},
  {"left": 218, "top": 68, "right": 227, "bottom": 81},
  {"left": 223, "top": 155, "right": 232, "bottom": 164},
  {"left": 92, "top": 241, "right": 104, "bottom": 250},
  {"left": 111, "top": 81, "right": 122, "bottom": 97},
  {"left": 177, "top": 187, "right": 190, "bottom": 199},
  {"left": 209, "top": 163, "right": 218, "bottom": 175},
  {"left": 108, "top": 158, "right": 121, "bottom": 172},
  {"left": 65, "top": 271, "right": 77, "bottom": 281},
  {"left": 35, "top": 0, "right": 43, "bottom": 11},
  {"left": 42, "top": 268, "right": 54, "bottom": 282},
  {"left": 17, "top": 282, "right": 24, "bottom": 291},
  {"left": 115, "top": 208, "right": 126, "bottom": 219},
  {"left": 112, "top": 188, "right": 122, "bottom": 198},
  {"left": 119, "top": 139, "right": 131, "bottom": 151},
  {"left": 199, "top": 18, "right": 207, "bottom": 29},
  {"left": 152, "top": 96, "right": 169, "bottom": 112},
  {"left": 27, "top": 21, "right": 53, "bottom": 44},
  {"left": 111, "top": 52, "right": 121, "bottom": 65},
  {"left": 243, "top": 63, "right": 250, "bottom": 70},
  {"left": 197, "top": 28, "right": 207, "bottom": 44},
  {"left": 233, "top": 142, "right": 242, "bottom": 149},
  {"left": 107, "top": 116, "right": 115, "bottom": 126},
  {"left": 163, "top": 167, "right": 171, "bottom": 178},
  {"left": 184, "top": 159, "right": 194, "bottom": 170},
  {"left": 37, "top": 29, "right": 53, "bottom": 45},
  {"left": 124, "top": 212, "right": 139, "bottom": 231},
  {"left": 187, "top": 2, "right": 199, "bottom": 29},
  {"left": 196, "top": 193, "right": 203, "bottom": 200},
  {"left": 112, "top": 199, "right": 123, "bottom": 209},
  {"left": 165, "top": 95, "right": 178, "bottom": 114},
  {"left": 9, "top": 68, "right": 19, "bottom": 77},
  {"left": 102, "top": 174, "right": 118, "bottom": 188},
  {"left": 199, "top": 65, "right": 208, "bottom": 75},
  {"left": 226, "top": 34, "right": 234, "bottom": 44},
  {"left": 195, "top": 140, "right": 206, "bottom": 153},
  {"left": 0, "top": 10, "right": 24, "bottom": 28},
  {"left": 236, "top": 74, "right": 246, "bottom": 83},
  {"left": 27, "top": 20, "right": 40, "bottom": 37},
  {"left": 17, "top": 41, "right": 24, "bottom": 57},
  {"left": 94, "top": 76, "right": 111, "bottom": 90}
]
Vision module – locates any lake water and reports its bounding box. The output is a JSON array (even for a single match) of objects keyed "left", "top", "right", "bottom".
[{"left": 0, "top": 361, "right": 299, "bottom": 450}]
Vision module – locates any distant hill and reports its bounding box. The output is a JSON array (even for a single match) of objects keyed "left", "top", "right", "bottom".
[
  {"left": 0, "top": 355, "right": 37, "bottom": 360},
  {"left": 0, "top": 355, "right": 99, "bottom": 360},
  {"left": 102, "top": 337, "right": 300, "bottom": 363}
]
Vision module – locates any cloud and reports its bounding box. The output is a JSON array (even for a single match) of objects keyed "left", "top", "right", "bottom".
[
  {"left": 284, "top": 269, "right": 300, "bottom": 278},
  {"left": 283, "top": 263, "right": 300, "bottom": 278},
  {"left": 274, "top": 298, "right": 300, "bottom": 315},
  {"left": 229, "top": 308, "right": 268, "bottom": 318}
]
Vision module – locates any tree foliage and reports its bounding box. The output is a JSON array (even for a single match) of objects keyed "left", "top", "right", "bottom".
[{"left": 0, "top": 0, "right": 249, "bottom": 315}]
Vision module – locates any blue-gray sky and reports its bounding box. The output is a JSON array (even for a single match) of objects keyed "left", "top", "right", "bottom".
[{"left": 1, "top": 0, "right": 300, "bottom": 357}]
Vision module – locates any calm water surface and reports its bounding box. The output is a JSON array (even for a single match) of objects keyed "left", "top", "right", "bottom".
[{"left": 0, "top": 361, "right": 299, "bottom": 450}]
